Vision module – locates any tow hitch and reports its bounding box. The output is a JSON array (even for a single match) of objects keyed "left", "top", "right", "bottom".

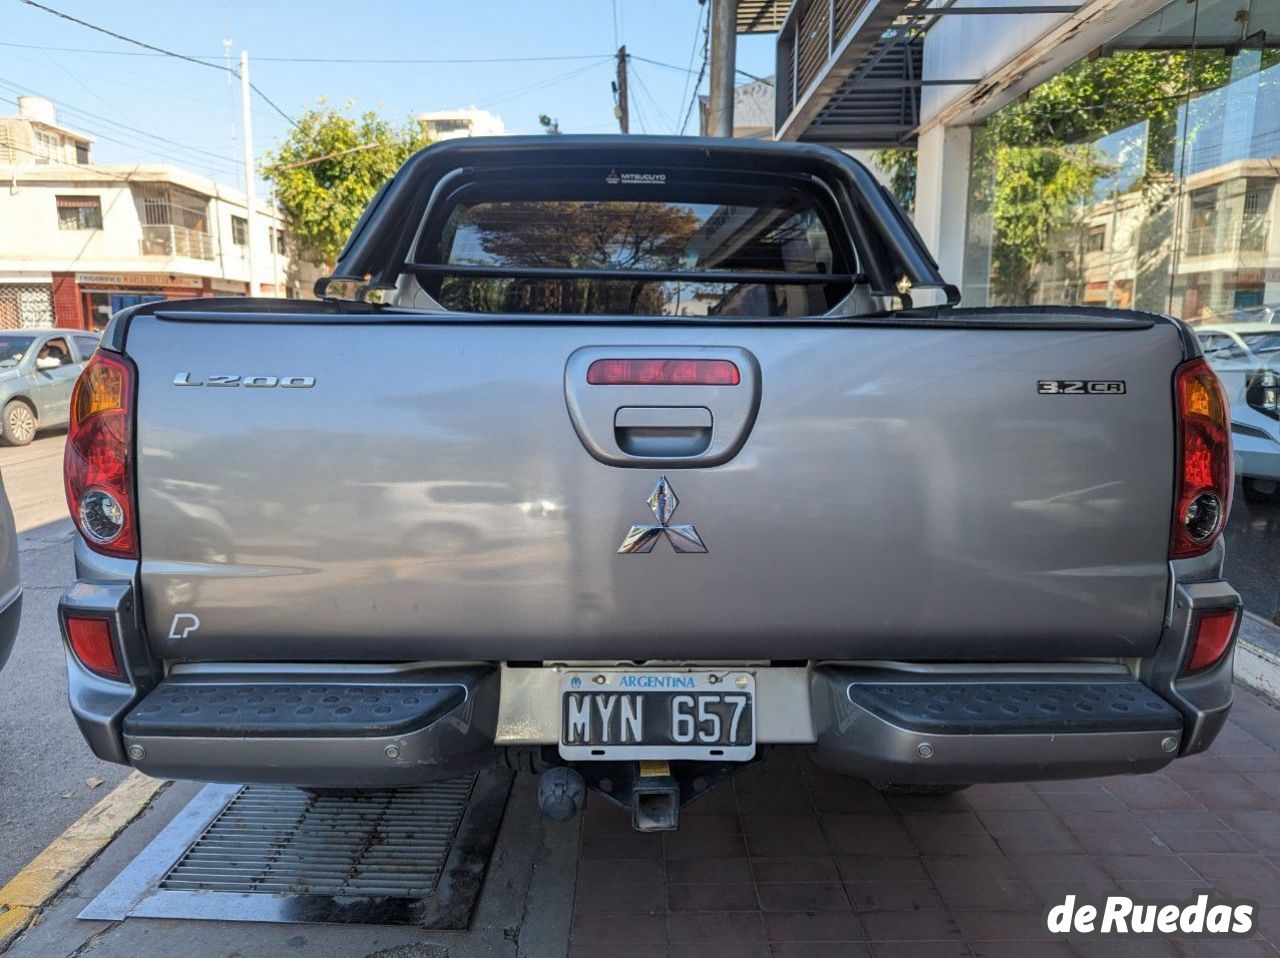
[{"left": 533, "top": 754, "right": 761, "bottom": 831}]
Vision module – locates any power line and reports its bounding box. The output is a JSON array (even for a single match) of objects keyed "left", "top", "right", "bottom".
[
  {"left": 677, "top": 2, "right": 708, "bottom": 130},
  {"left": 0, "top": 76, "right": 242, "bottom": 175},
  {"left": 0, "top": 40, "right": 617, "bottom": 66},
  {"left": 13, "top": 0, "right": 299, "bottom": 128},
  {"left": 633, "top": 54, "right": 771, "bottom": 85},
  {"left": 679, "top": 27, "right": 711, "bottom": 135},
  {"left": 628, "top": 62, "right": 677, "bottom": 134}
]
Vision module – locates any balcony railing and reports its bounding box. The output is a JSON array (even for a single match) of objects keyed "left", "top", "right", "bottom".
[
  {"left": 140, "top": 224, "right": 214, "bottom": 260},
  {"left": 1185, "top": 218, "right": 1270, "bottom": 257}
]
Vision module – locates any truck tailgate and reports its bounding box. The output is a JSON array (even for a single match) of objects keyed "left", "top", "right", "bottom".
[{"left": 130, "top": 313, "right": 1182, "bottom": 662}]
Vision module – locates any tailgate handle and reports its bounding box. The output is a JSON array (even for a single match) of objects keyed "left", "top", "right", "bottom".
[{"left": 614, "top": 406, "right": 712, "bottom": 458}]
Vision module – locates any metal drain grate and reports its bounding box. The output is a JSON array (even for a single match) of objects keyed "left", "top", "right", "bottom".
[
  {"left": 81, "top": 766, "right": 513, "bottom": 928},
  {"left": 160, "top": 777, "right": 476, "bottom": 898}
]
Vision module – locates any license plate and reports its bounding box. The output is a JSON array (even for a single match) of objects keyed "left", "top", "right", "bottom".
[{"left": 558, "top": 670, "right": 756, "bottom": 761}]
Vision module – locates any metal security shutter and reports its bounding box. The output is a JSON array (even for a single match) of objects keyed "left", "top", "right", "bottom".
[{"left": 0, "top": 285, "right": 54, "bottom": 329}]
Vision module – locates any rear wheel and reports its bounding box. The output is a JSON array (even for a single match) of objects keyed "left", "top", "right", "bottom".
[
  {"left": 1242, "top": 478, "right": 1279, "bottom": 503},
  {"left": 870, "top": 782, "right": 971, "bottom": 796},
  {"left": 1, "top": 400, "right": 36, "bottom": 446}
]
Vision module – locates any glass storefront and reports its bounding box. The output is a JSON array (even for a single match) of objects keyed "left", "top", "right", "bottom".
[{"left": 963, "top": 0, "right": 1280, "bottom": 622}]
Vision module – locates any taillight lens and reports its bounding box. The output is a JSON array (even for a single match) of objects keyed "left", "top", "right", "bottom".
[
  {"left": 65, "top": 351, "right": 137, "bottom": 558},
  {"left": 65, "top": 615, "right": 124, "bottom": 680},
  {"left": 587, "top": 359, "right": 740, "bottom": 386},
  {"left": 1184, "top": 608, "right": 1239, "bottom": 674},
  {"left": 1170, "top": 358, "right": 1232, "bottom": 558}
]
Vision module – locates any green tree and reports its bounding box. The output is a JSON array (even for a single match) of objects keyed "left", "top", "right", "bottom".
[{"left": 262, "top": 101, "right": 432, "bottom": 266}]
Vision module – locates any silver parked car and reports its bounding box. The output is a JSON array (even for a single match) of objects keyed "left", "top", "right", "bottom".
[
  {"left": 0, "top": 472, "right": 20, "bottom": 671},
  {"left": 1196, "top": 323, "right": 1280, "bottom": 501},
  {"left": 0, "top": 328, "right": 100, "bottom": 446}
]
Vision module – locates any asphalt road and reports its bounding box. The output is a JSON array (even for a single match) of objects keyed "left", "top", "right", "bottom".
[{"left": 0, "top": 431, "right": 130, "bottom": 883}]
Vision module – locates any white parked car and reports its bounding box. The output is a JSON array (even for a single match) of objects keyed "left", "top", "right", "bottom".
[{"left": 1196, "top": 323, "right": 1280, "bottom": 501}]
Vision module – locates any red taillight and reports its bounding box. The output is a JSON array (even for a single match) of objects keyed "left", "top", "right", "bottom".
[
  {"left": 587, "top": 359, "right": 740, "bottom": 386},
  {"left": 1170, "top": 357, "right": 1232, "bottom": 558},
  {"left": 64, "top": 351, "right": 137, "bottom": 558},
  {"left": 65, "top": 615, "right": 124, "bottom": 679},
  {"left": 1185, "top": 608, "right": 1239, "bottom": 674}
]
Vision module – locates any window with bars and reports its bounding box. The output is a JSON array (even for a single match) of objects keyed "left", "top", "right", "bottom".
[
  {"left": 34, "top": 130, "right": 60, "bottom": 164},
  {"left": 56, "top": 195, "right": 103, "bottom": 230},
  {"left": 231, "top": 215, "right": 248, "bottom": 246}
]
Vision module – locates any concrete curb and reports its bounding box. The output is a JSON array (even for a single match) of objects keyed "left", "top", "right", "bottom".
[{"left": 1235, "top": 613, "right": 1280, "bottom": 704}]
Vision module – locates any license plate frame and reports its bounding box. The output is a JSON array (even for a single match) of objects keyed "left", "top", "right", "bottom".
[{"left": 557, "top": 670, "right": 756, "bottom": 761}]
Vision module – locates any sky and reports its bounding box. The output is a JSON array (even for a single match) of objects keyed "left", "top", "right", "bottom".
[{"left": 1, "top": 0, "right": 779, "bottom": 189}]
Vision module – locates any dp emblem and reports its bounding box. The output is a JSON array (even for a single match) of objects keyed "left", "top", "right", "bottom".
[{"left": 618, "top": 477, "right": 707, "bottom": 554}]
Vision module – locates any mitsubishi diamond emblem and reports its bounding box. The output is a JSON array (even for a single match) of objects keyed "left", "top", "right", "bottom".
[{"left": 617, "top": 476, "right": 707, "bottom": 554}]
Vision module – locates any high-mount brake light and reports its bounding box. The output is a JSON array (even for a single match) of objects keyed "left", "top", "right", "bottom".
[
  {"left": 587, "top": 359, "right": 740, "bottom": 386},
  {"left": 64, "top": 351, "right": 137, "bottom": 558},
  {"left": 1170, "top": 358, "right": 1232, "bottom": 559}
]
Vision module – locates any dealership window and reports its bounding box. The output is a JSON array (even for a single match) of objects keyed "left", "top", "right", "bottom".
[
  {"left": 961, "top": 0, "right": 1280, "bottom": 622},
  {"left": 231, "top": 215, "right": 248, "bottom": 246},
  {"left": 56, "top": 195, "right": 103, "bottom": 230}
]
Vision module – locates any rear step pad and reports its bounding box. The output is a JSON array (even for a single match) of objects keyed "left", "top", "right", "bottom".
[
  {"left": 124, "top": 679, "right": 467, "bottom": 738},
  {"left": 847, "top": 678, "right": 1181, "bottom": 735}
]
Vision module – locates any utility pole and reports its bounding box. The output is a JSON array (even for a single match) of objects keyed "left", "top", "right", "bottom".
[
  {"left": 239, "top": 50, "right": 260, "bottom": 297},
  {"left": 707, "top": 0, "right": 738, "bottom": 137},
  {"left": 615, "top": 45, "right": 629, "bottom": 134}
]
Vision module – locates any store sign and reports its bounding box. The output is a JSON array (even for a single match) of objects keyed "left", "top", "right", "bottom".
[{"left": 76, "top": 273, "right": 204, "bottom": 289}]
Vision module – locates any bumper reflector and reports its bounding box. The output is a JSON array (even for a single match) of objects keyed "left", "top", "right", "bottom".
[
  {"left": 66, "top": 615, "right": 123, "bottom": 680},
  {"left": 1185, "top": 608, "right": 1239, "bottom": 675}
]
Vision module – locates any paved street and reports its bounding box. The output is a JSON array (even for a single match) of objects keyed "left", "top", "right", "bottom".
[{"left": 0, "top": 433, "right": 130, "bottom": 876}]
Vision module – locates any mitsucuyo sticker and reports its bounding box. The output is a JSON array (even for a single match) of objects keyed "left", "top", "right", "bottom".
[{"left": 1047, "top": 894, "right": 1255, "bottom": 936}]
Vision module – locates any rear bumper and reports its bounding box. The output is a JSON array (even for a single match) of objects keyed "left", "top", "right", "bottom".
[
  {"left": 60, "top": 569, "right": 1241, "bottom": 788},
  {"left": 0, "top": 587, "right": 20, "bottom": 672},
  {"left": 810, "top": 670, "right": 1183, "bottom": 784}
]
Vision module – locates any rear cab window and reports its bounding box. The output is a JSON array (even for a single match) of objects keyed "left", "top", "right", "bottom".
[{"left": 414, "top": 169, "right": 860, "bottom": 317}]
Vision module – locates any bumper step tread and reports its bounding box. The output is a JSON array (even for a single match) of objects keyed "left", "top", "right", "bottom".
[
  {"left": 848, "top": 678, "right": 1181, "bottom": 735},
  {"left": 124, "top": 679, "right": 467, "bottom": 738}
]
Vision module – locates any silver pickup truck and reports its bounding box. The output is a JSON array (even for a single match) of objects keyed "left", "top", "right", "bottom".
[{"left": 59, "top": 137, "right": 1242, "bottom": 831}]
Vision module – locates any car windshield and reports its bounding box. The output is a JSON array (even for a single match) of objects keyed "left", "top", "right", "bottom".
[
  {"left": 1241, "top": 333, "right": 1280, "bottom": 356},
  {"left": 0, "top": 336, "right": 36, "bottom": 366}
]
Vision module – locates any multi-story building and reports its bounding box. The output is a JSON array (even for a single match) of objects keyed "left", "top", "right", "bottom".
[
  {"left": 415, "top": 107, "right": 505, "bottom": 142},
  {"left": 0, "top": 96, "right": 321, "bottom": 331}
]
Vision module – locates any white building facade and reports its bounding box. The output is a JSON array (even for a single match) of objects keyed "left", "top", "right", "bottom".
[{"left": 0, "top": 97, "right": 320, "bottom": 331}]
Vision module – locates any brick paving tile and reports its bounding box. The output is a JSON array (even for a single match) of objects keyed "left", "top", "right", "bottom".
[
  {"left": 755, "top": 879, "right": 852, "bottom": 911},
  {"left": 845, "top": 879, "right": 948, "bottom": 911},
  {"left": 772, "top": 943, "right": 873, "bottom": 958},
  {"left": 971, "top": 943, "right": 1075, "bottom": 958},
  {"left": 567, "top": 689, "right": 1280, "bottom": 954},
  {"left": 666, "top": 909, "right": 768, "bottom": 943},
  {"left": 749, "top": 855, "right": 842, "bottom": 883},
  {"left": 836, "top": 855, "right": 932, "bottom": 883},
  {"left": 667, "top": 945, "right": 772, "bottom": 958},
  {"left": 665, "top": 881, "right": 758, "bottom": 911},
  {"left": 1006, "top": 854, "right": 1110, "bottom": 883},
  {"left": 860, "top": 908, "right": 966, "bottom": 942},
  {"left": 870, "top": 942, "right": 973, "bottom": 958},
  {"left": 664, "top": 855, "right": 753, "bottom": 885},
  {"left": 762, "top": 908, "right": 866, "bottom": 942},
  {"left": 932, "top": 879, "right": 1042, "bottom": 910},
  {"left": 574, "top": 878, "right": 667, "bottom": 913}
]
